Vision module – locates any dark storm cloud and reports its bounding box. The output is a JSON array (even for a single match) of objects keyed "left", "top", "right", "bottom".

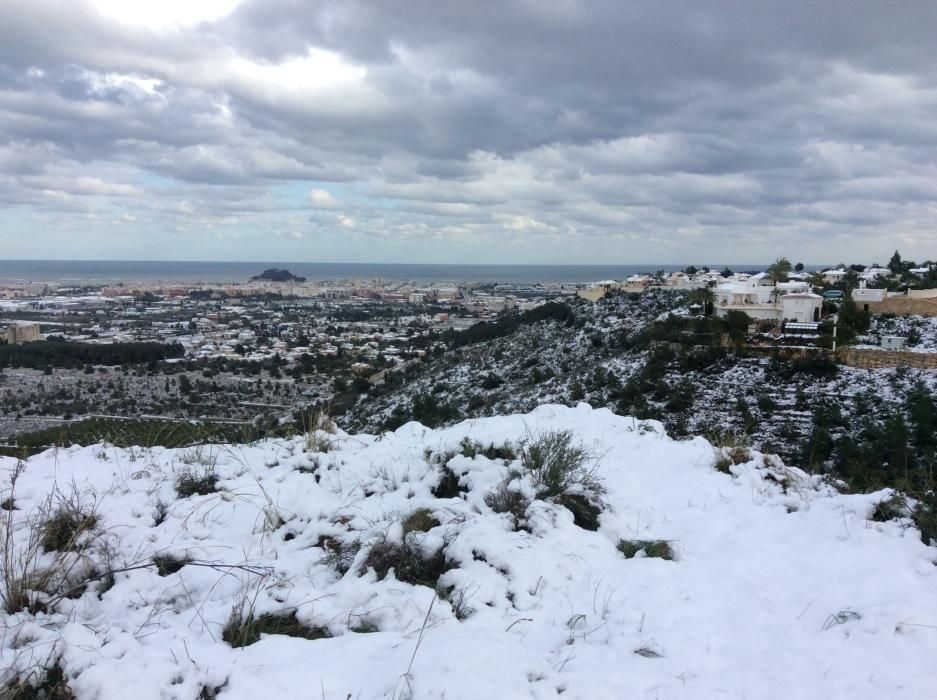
[{"left": 0, "top": 0, "right": 936, "bottom": 262}]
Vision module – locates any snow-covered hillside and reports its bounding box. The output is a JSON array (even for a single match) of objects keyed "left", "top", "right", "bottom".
[
  {"left": 343, "top": 292, "right": 937, "bottom": 472},
  {"left": 343, "top": 290, "right": 681, "bottom": 432},
  {"left": 2, "top": 405, "right": 936, "bottom": 699}
]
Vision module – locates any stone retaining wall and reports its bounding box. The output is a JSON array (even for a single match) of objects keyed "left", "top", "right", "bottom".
[
  {"left": 837, "top": 348, "right": 937, "bottom": 370},
  {"left": 864, "top": 297, "right": 937, "bottom": 316}
]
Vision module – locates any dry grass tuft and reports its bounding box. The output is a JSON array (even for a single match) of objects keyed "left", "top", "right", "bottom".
[{"left": 401, "top": 508, "right": 440, "bottom": 534}]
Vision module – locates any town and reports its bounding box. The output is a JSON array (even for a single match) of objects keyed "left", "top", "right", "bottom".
[
  {"left": 2, "top": 254, "right": 935, "bottom": 449},
  {"left": 0, "top": 270, "right": 571, "bottom": 442}
]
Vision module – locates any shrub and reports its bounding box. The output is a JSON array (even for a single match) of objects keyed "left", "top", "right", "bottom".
[
  {"left": 706, "top": 427, "right": 749, "bottom": 451},
  {"left": 152, "top": 500, "right": 168, "bottom": 526},
  {"left": 438, "top": 583, "right": 474, "bottom": 620},
  {"left": 555, "top": 493, "right": 602, "bottom": 531},
  {"left": 152, "top": 554, "right": 191, "bottom": 576},
  {"left": 40, "top": 505, "right": 99, "bottom": 553},
  {"left": 522, "top": 430, "right": 600, "bottom": 500},
  {"left": 223, "top": 609, "right": 331, "bottom": 648},
  {"left": 757, "top": 394, "right": 777, "bottom": 414},
  {"left": 713, "top": 453, "right": 733, "bottom": 474},
  {"left": 617, "top": 540, "right": 675, "bottom": 560},
  {"left": 458, "top": 437, "right": 483, "bottom": 459},
  {"left": 402, "top": 508, "right": 440, "bottom": 534},
  {"left": 912, "top": 491, "right": 937, "bottom": 545},
  {"left": 359, "top": 536, "right": 453, "bottom": 588},
  {"left": 708, "top": 429, "right": 752, "bottom": 472},
  {"left": 350, "top": 619, "right": 380, "bottom": 633},
  {"left": 458, "top": 438, "right": 517, "bottom": 462},
  {"left": 484, "top": 443, "right": 517, "bottom": 462},
  {"left": 318, "top": 536, "right": 361, "bottom": 576},
  {"left": 175, "top": 468, "right": 219, "bottom": 498},
  {"left": 480, "top": 373, "right": 503, "bottom": 390},
  {"left": 870, "top": 494, "right": 909, "bottom": 523},
  {"left": 485, "top": 476, "right": 530, "bottom": 525},
  {"left": 304, "top": 432, "right": 332, "bottom": 453},
  {"left": 3, "top": 662, "right": 74, "bottom": 699},
  {"left": 2, "top": 476, "right": 104, "bottom": 614},
  {"left": 431, "top": 465, "right": 466, "bottom": 499}
]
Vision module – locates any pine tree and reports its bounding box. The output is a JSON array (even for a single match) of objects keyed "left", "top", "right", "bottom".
[{"left": 888, "top": 250, "right": 903, "bottom": 275}]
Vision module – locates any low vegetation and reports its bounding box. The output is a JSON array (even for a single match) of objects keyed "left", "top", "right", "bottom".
[
  {"left": 223, "top": 609, "right": 330, "bottom": 648},
  {"left": 401, "top": 508, "right": 440, "bottom": 534},
  {"left": 0, "top": 417, "right": 262, "bottom": 458},
  {"left": 3, "top": 662, "right": 74, "bottom": 699},
  {"left": 617, "top": 540, "right": 676, "bottom": 560},
  {"left": 39, "top": 504, "right": 99, "bottom": 553},
  {"left": 358, "top": 535, "right": 453, "bottom": 588},
  {"left": 522, "top": 430, "right": 600, "bottom": 500},
  {"left": 175, "top": 467, "right": 219, "bottom": 498},
  {"left": 152, "top": 554, "right": 191, "bottom": 576}
]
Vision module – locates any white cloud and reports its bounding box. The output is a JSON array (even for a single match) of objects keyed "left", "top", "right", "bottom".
[
  {"left": 2, "top": 1, "right": 937, "bottom": 263},
  {"left": 308, "top": 188, "right": 339, "bottom": 209},
  {"left": 87, "top": 0, "right": 245, "bottom": 30}
]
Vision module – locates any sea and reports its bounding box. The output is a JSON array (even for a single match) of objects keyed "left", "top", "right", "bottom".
[{"left": 0, "top": 260, "right": 764, "bottom": 286}]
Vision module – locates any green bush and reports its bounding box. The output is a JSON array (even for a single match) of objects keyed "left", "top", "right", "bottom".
[
  {"left": 617, "top": 540, "right": 675, "bottom": 560},
  {"left": 522, "top": 430, "right": 601, "bottom": 500},
  {"left": 912, "top": 492, "right": 937, "bottom": 545},
  {"left": 359, "top": 536, "right": 453, "bottom": 588},
  {"left": 223, "top": 609, "right": 330, "bottom": 648},
  {"left": 556, "top": 493, "right": 601, "bottom": 531},
  {"left": 431, "top": 465, "right": 466, "bottom": 499}
]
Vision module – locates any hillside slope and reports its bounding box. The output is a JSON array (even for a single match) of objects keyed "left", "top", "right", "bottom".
[
  {"left": 2, "top": 405, "right": 936, "bottom": 699},
  {"left": 343, "top": 293, "right": 937, "bottom": 478}
]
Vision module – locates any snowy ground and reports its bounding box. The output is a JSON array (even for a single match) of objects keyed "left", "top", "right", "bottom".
[
  {"left": 861, "top": 314, "right": 937, "bottom": 351},
  {"left": 2, "top": 404, "right": 936, "bottom": 699}
]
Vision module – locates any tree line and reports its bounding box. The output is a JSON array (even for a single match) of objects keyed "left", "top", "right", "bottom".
[{"left": 0, "top": 340, "right": 184, "bottom": 369}]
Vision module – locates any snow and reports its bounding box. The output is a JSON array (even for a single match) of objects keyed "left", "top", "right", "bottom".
[
  {"left": 862, "top": 314, "right": 937, "bottom": 352},
  {"left": 2, "top": 404, "right": 936, "bottom": 699}
]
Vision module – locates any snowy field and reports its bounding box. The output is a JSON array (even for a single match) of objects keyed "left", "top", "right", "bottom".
[{"left": 2, "top": 404, "right": 936, "bottom": 699}]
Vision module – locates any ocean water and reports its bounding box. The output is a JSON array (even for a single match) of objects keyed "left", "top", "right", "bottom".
[{"left": 0, "top": 260, "right": 761, "bottom": 285}]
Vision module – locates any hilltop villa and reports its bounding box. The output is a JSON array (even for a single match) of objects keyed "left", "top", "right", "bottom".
[{"left": 713, "top": 273, "right": 823, "bottom": 323}]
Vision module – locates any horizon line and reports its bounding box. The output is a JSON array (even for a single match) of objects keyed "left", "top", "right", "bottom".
[{"left": 0, "top": 258, "right": 807, "bottom": 267}]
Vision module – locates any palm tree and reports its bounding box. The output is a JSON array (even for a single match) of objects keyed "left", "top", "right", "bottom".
[
  {"left": 767, "top": 257, "right": 792, "bottom": 310},
  {"left": 698, "top": 286, "right": 715, "bottom": 315},
  {"left": 766, "top": 257, "right": 792, "bottom": 285},
  {"left": 689, "top": 286, "right": 715, "bottom": 315}
]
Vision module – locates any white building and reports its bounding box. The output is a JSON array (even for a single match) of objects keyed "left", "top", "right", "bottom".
[
  {"left": 852, "top": 280, "right": 887, "bottom": 308},
  {"left": 714, "top": 274, "right": 822, "bottom": 322},
  {"left": 821, "top": 269, "right": 848, "bottom": 284},
  {"left": 577, "top": 281, "right": 617, "bottom": 302},
  {"left": 859, "top": 267, "right": 889, "bottom": 281},
  {"left": 781, "top": 293, "right": 824, "bottom": 322}
]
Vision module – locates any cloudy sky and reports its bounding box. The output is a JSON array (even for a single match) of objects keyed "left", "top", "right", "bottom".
[{"left": 1, "top": 0, "right": 935, "bottom": 264}]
